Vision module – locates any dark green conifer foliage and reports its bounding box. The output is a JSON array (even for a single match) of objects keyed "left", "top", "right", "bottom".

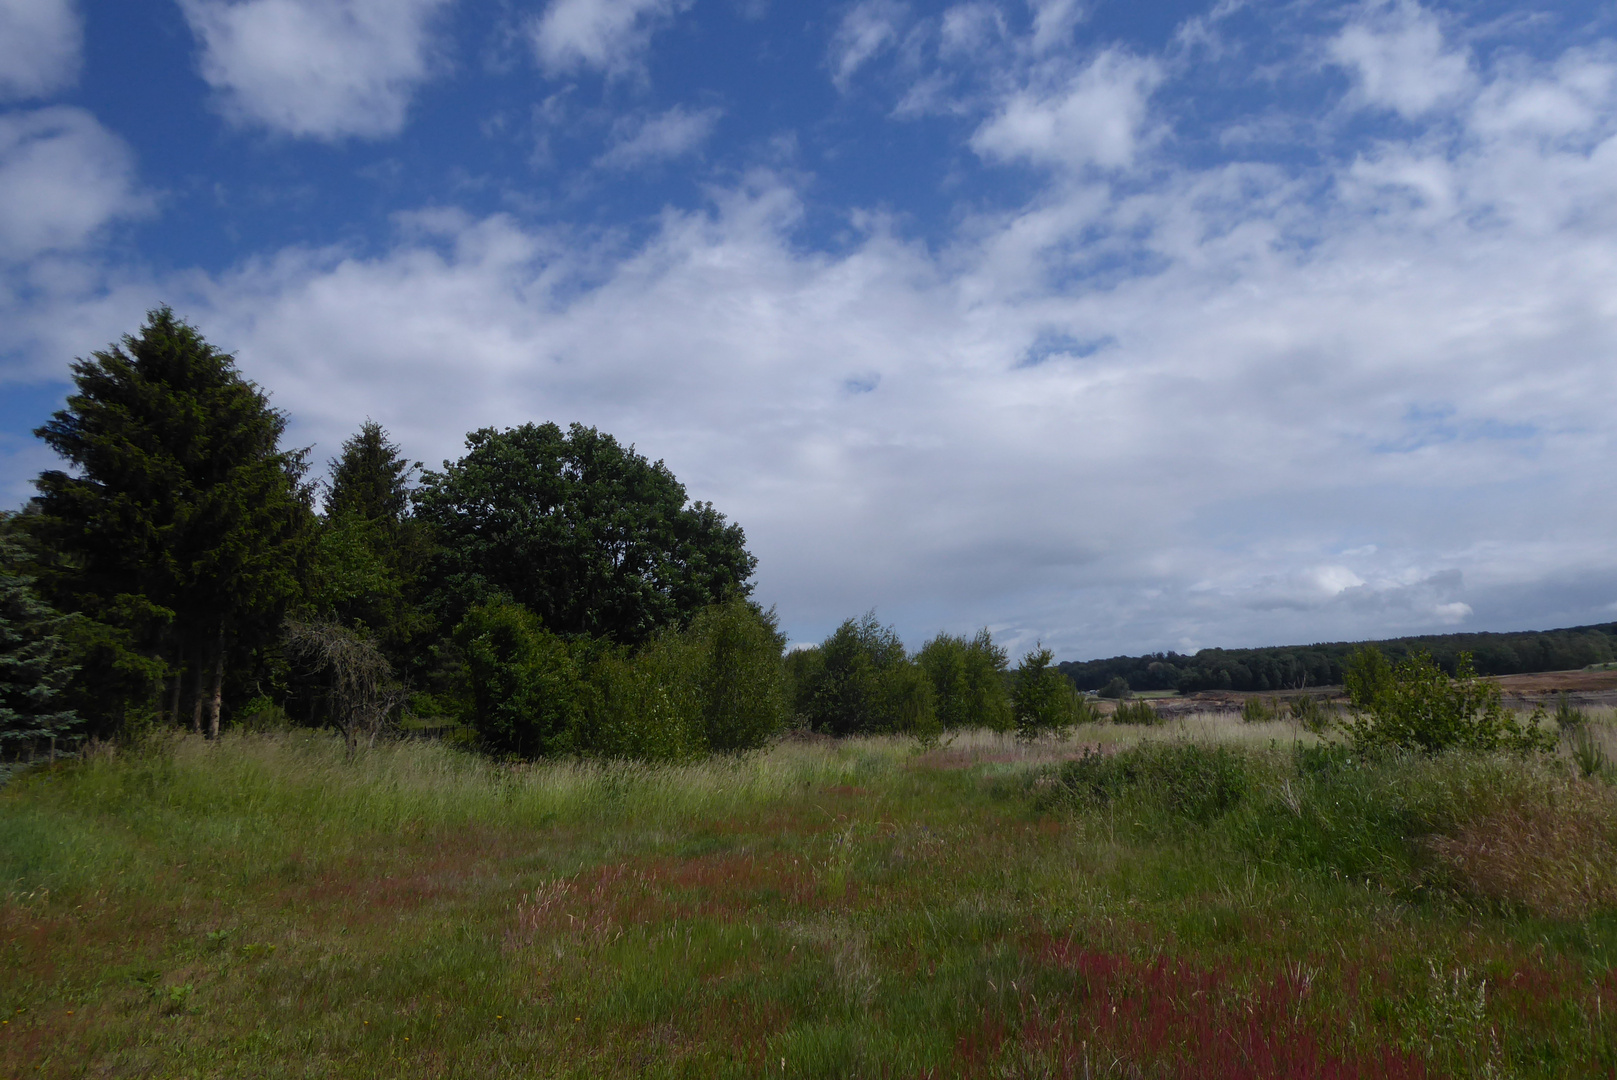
[
  {"left": 311, "top": 421, "right": 432, "bottom": 666},
  {"left": 326, "top": 420, "right": 417, "bottom": 525},
  {"left": 0, "top": 530, "right": 78, "bottom": 752},
  {"left": 31, "top": 307, "right": 314, "bottom": 737}
]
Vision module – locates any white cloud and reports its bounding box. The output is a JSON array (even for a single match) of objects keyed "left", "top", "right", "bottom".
[
  {"left": 596, "top": 104, "right": 721, "bottom": 169},
  {"left": 179, "top": 0, "right": 453, "bottom": 139},
  {"left": 9, "top": 7, "right": 1617, "bottom": 656},
  {"left": 829, "top": 0, "right": 908, "bottom": 92},
  {"left": 0, "top": 0, "right": 80, "bottom": 100},
  {"left": 532, "top": 0, "right": 685, "bottom": 77},
  {"left": 939, "top": 4, "right": 1004, "bottom": 59},
  {"left": 1329, "top": 0, "right": 1472, "bottom": 119},
  {"left": 1028, "top": 0, "right": 1083, "bottom": 55},
  {"left": 1471, "top": 53, "right": 1616, "bottom": 140},
  {"left": 971, "top": 49, "right": 1163, "bottom": 171},
  {"left": 124, "top": 84, "right": 1617, "bottom": 653},
  {"left": 0, "top": 107, "right": 144, "bottom": 261}
]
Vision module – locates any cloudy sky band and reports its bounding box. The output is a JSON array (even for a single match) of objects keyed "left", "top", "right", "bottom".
[{"left": 0, "top": 0, "right": 1612, "bottom": 658}]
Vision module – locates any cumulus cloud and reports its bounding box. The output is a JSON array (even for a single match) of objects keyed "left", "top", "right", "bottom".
[
  {"left": 0, "top": 107, "right": 144, "bottom": 261},
  {"left": 137, "top": 69, "right": 1617, "bottom": 652},
  {"left": 532, "top": 0, "right": 686, "bottom": 77},
  {"left": 179, "top": 0, "right": 453, "bottom": 139},
  {"left": 595, "top": 104, "right": 721, "bottom": 169},
  {"left": 0, "top": 0, "right": 80, "bottom": 100},
  {"left": 1329, "top": 0, "right": 1472, "bottom": 119},
  {"left": 9, "top": 3, "right": 1617, "bottom": 655},
  {"left": 971, "top": 49, "right": 1163, "bottom": 171}
]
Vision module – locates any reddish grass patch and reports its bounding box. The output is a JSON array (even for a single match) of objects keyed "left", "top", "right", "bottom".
[
  {"left": 956, "top": 938, "right": 1430, "bottom": 1079},
  {"left": 506, "top": 850, "right": 828, "bottom": 948}
]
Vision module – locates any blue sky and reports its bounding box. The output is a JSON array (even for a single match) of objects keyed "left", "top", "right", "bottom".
[{"left": 2, "top": 0, "right": 1615, "bottom": 658}]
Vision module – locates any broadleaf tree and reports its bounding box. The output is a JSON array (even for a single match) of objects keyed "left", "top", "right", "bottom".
[{"left": 415, "top": 422, "right": 756, "bottom": 644}]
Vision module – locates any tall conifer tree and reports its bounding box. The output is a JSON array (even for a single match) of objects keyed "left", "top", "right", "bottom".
[
  {"left": 31, "top": 308, "right": 314, "bottom": 737},
  {"left": 326, "top": 420, "right": 417, "bottom": 526},
  {"left": 0, "top": 529, "right": 78, "bottom": 753}
]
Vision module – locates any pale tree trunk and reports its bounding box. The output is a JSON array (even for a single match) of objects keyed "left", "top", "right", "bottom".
[
  {"left": 169, "top": 643, "right": 184, "bottom": 728},
  {"left": 207, "top": 624, "right": 226, "bottom": 739},
  {"left": 192, "top": 657, "right": 205, "bottom": 735}
]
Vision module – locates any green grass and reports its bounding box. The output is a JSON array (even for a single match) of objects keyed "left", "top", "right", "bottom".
[{"left": 4, "top": 724, "right": 1617, "bottom": 1077}]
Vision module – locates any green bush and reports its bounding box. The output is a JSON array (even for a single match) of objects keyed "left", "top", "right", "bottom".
[
  {"left": 1569, "top": 726, "right": 1610, "bottom": 780},
  {"left": 1553, "top": 691, "right": 1587, "bottom": 733},
  {"left": 917, "top": 629, "right": 1012, "bottom": 731},
  {"left": 1341, "top": 648, "right": 1554, "bottom": 754},
  {"left": 455, "top": 602, "right": 586, "bottom": 757},
  {"left": 1288, "top": 693, "right": 1333, "bottom": 733},
  {"left": 1012, "top": 646, "right": 1078, "bottom": 739},
  {"left": 1111, "top": 700, "right": 1162, "bottom": 726},
  {"left": 573, "top": 636, "right": 700, "bottom": 762},
  {"left": 1240, "top": 696, "right": 1275, "bottom": 723},
  {"left": 687, "top": 600, "right": 787, "bottom": 752},
  {"left": 457, "top": 599, "right": 786, "bottom": 761},
  {"left": 1045, "top": 742, "right": 1253, "bottom": 825},
  {"left": 1097, "top": 676, "right": 1131, "bottom": 699},
  {"left": 1235, "top": 746, "right": 1586, "bottom": 895},
  {"left": 793, "top": 613, "right": 936, "bottom": 737}
]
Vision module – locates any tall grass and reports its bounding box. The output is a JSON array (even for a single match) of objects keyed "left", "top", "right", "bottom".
[
  {"left": 6, "top": 725, "right": 1617, "bottom": 1078},
  {"left": 0, "top": 731, "right": 914, "bottom": 899}
]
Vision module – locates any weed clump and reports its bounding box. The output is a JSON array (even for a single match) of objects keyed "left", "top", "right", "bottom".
[
  {"left": 1043, "top": 742, "right": 1252, "bottom": 825},
  {"left": 1111, "top": 700, "right": 1162, "bottom": 726},
  {"left": 1240, "top": 697, "right": 1276, "bottom": 724}
]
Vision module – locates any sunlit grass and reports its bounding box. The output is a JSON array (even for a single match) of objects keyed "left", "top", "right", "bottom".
[{"left": 4, "top": 726, "right": 1617, "bottom": 1078}]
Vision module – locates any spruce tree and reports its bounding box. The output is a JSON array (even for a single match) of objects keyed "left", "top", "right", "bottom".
[
  {"left": 310, "top": 420, "right": 431, "bottom": 666},
  {"left": 0, "top": 530, "right": 77, "bottom": 754},
  {"left": 326, "top": 420, "right": 417, "bottom": 525},
  {"left": 31, "top": 307, "right": 315, "bottom": 737}
]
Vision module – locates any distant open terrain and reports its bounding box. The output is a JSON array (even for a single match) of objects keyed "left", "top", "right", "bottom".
[
  {"left": 1061, "top": 623, "right": 1617, "bottom": 696},
  {"left": 6, "top": 722, "right": 1617, "bottom": 1078}
]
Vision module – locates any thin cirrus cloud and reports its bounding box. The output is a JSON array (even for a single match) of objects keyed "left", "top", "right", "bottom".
[
  {"left": 178, "top": 0, "right": 454, "bottom": 139},
  {"left": 0, "top": 0, "right": 80, "bottom": 101},
  {"left": 531, "top": 0, "right": 688, "bottom": 77},
  {"left": 595, "top": 104, "right": 721, "bottom": 169},
  {"left": 828, "top": 0, "right": 909, "bottom": 91}
]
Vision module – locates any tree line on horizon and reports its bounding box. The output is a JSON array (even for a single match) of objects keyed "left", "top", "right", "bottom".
[
  {"left": 1, "top": 308, "right": 1081, "bottom": 761},
  {"left": 1060, "top": 624, "right": 1617, "bottom": 696}
]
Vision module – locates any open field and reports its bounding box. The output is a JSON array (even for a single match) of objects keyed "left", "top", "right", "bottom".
[{"left": 5, "top": 721, "right": 1617, "bottom": 1078}]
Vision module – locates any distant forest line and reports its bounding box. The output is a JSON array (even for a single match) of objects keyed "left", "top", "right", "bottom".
[{"left": 1058, "top": 623, "right": 1617, "bottom": 695}]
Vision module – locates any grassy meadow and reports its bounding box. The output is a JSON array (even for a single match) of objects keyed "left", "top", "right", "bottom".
[{"left": 5, "top": 716, "right": 1617, "bottom": 1078}]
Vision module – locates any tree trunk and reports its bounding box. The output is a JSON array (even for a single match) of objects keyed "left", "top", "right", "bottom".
[
  {"left": 192, "top": 658, "right": 205, "bottom": 735},
  {"left": 169, "top": 643, "right": 185, "bottom": 729},
  {"left": 207, "top": 625, "right": 226, "bottom": 739}
]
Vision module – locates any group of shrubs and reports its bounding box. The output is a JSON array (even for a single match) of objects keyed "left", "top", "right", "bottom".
[
  {"left": 455, "top": 599, "right": 787, "bottom": 760},
  {"left": 453, "top": 604, "right": 1121, "bottom": 760},
  {"left": 1034, "top": 731, "right": 1616, "bottom": 916}
]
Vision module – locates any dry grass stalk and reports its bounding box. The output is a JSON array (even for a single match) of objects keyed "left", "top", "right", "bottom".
[{"left": 1429, "top": 780, "right": 1617, "bottom": 917}]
